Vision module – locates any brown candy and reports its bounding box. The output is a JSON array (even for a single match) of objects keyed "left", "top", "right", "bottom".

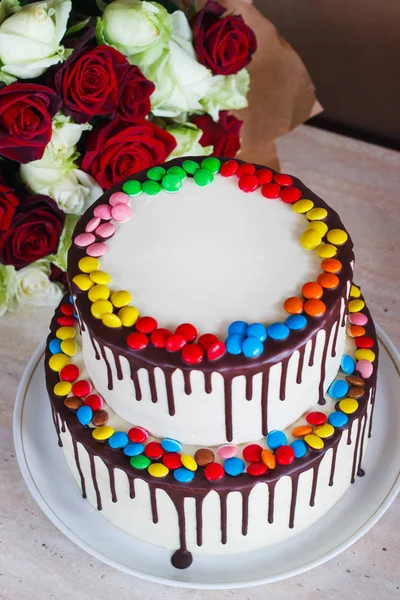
[
  {"left": 64, "top": 396, "right": 83, "bottom": 411},
  {"left": 194, "top": 448, "right": 215, "bottom": 467},
  {"left": 345, "top": 375, "right": 365, "bottom": 387},
  {"left": 348, "top": 386, "right": 365, "bottom": 399},
  {"left": 91, "top": 409, "right": 109, "bottom": 427}
]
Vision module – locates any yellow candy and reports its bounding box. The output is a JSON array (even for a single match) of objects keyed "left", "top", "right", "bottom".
[
  {"left": 60, "top": 339, "right": 78, "bottom": 356},
  {"left": 49, "top": 353, "right": 69, "bottom": 372},
  {"left": 181, "top": 454, "right": 198, "bottom": 471},
  {"left": 92, "top": 426, "right": 114, "bottom": 440},
  {"left": 327, "top": 228, "right": 348, "bottom": 245},
  {"left": 348, "top": 299, "right": 365, "bottom": 313},
  {"left": 314, "top": 423, "right": 335, "bottom": 439},
  {"left": 102, "top": 313, "right": 122, "bottom": 328},
  {"left": 300, "top": 229, "right": 322, "bottom": 250},
  {"left": 111, "top": 290, "right": 132, "bottom": 308},
  {"left": 355, "top": 349, "right": 376, "bottom": 362},
  {"left": 118, "top": 306, "right": 139, "bottom": 327},
  {"left": 307, "top": 207, "right": 328, "bottom": 221},
  {"left": 88, "top": 284, "right": 110, "bottom": 302},
  {"left": 56, "top": 326, "right": 76, "bottom": 340},
  {"left": 148, "top": 463, "right": 169, "bottom": 478},
  {"left": 89, "top": 270, "right": 111, "bottom": 285},
  {"left": 316, "top": 243, "right": 337, "bottom": 258},
  {"left": 339, "top": 398, "right": 359, "bottom": 414},
  {"left": 350, "top": 284, "right": 361, "bottom": 298},
  {"left": 293, "top": 199, "right": 314, "bottom": 214},
  {"left": 307, "top": 221, "right": 328, "bottom": 237},
  {"left": 53, "top": 381, "right": 72, "bottom": 396},
  {"left": 304, "top": 434, "right": 324, "bottom": 450},
  {"left": 78, "top": 256, "right": 100, "bottom": 273},
  {"left": 91, "top": 299, "right": 113, "bottom": 319},
  {"left": 72, "top": 274, "right": 94, "bottom": 291}
]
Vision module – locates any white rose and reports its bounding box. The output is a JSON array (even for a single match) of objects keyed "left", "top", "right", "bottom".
[
  {"left": 200, "top": 69, "right": 250, "bottom": 121},
  {"left": 9, "top": 260, "right": 63, "bottom": 312},
  {"left": 49, "top": 113, "right": 91, "bottom": 162},
  {"left": 0, "top": 0, "right": 72, "bottom": 80},
  {"left": 165, "top": 122, "right": 213, "bottom": 158}
]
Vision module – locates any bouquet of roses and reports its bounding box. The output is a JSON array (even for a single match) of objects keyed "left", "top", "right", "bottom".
[{"left": 0, "top": 0, "right": 256, "bottom": 314}]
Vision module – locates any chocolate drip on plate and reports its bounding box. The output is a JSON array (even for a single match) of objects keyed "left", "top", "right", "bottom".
[{"left": 72, "top": 437, "right": 86, "bottom": 498}]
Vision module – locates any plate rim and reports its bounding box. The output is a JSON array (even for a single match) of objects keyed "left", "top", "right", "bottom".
[{"left": 13, "top": 324, "right": 400, "bottom": 589}]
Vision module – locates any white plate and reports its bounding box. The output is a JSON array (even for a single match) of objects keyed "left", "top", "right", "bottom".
[{"left": 13, "top": 325, "right": 400, "bottom": 589}]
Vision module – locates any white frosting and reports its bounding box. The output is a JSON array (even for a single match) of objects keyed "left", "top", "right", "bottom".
[{"left": 101, "top": 176, "right": 320, "bottom": 336}]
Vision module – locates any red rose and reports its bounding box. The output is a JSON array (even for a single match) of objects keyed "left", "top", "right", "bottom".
[
  {"left": 116, "top": 65, "right": 155, "bottom": 122},
  {"left": 191, "top": 0, "right": 256, "bottom": 76},
  {"left": 192, "top": 111, "right": 242, "bottom": 157},
  {"left": 0, "top": 178, "right": 19, "bottom": 231},
  {"left": 0, "top": 194, "right": 65, "bottom": 269},
  {"left": 81, "top": 118, "right": 177, "bottom": 188},
  {"left": 0, "top": 83, "right": 61, "bottom": 164}
]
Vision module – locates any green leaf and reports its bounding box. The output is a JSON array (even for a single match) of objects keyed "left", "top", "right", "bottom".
[
  {"left": 47, "top": 214, "right": 79, "bottom": 271},
  {"left": 0, "top": 264, "right": 16, "bottom": 317},
  {"left": 65, "top": 15, "right": 92, "bottom": 36},
  {"left": 0, "top": 0, "right": 21, "bottom": 25}
]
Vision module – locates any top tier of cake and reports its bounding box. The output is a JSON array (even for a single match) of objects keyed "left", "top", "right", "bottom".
[{"left": 68, "top": 157, "right": 354, "bottom": 445}]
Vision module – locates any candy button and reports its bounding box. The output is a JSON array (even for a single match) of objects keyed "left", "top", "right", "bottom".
[
  {"left": 238, "top": 174, "right": 258, "bottom": 192},
  {"left": 341, "top": 354, "right": 355, "bottom": 375},
  {"left": 77, "top": 405, "right": 92, "bottom": 425},
  {"left": 314, "top": 423, "right": 335, "bottom": 438},
  {"left": 256, "top": 168, "right": 273, "bottom": 184},
  {"left": 349, "top": 299, "right": 365, "bottom": 313},
  {"left": 162, "top": 173, "right": 182, "bottom": 193},
  {"left": 316, "top": 244, "right": 337, "bottom": 259},
  {"left": 163, "top": 452, "right": 182, "bottom": 470},
  {"left": 308, "top": 221, "right": 328, "bottom": 237},
  {"left": 349, "top": 313, "right": 368, "bottom": 326},
  {"left": 118, "top": 306, "right": 139, "bottom": 327},
  {"left": 261, "top": 449, "right": 276, "bottom": 469},
  {"left": 317, "top": 273, "right": 339, "bottom": 289},
  {"left": 304, "top": 299, "right": 326, "bottom": 317},
  {"left": 85, "top": 217, "right": 101, "bottom": 233},
  {"left": 350, "top": 284, "right": 361, "bottom": 298},
  {"left": 136, "top": 316, "right": 158, "bottom": 333},
  {"left": 161, "top": 438, "right": 182, "bottom": 453},
  {"left": 64, "top": 397, "right": 83, "bottom": 411},
  {"left": 175, "top": 323, "right": 197, "bottom": 342},
  {"left": 302, "top": 282, "right": 323, "bottom": 299},
  {"left": 147, "top": 166, "right": 166, "bottom": 181},
  {"left": 94, "top": 204, "right": 112, "bottom": 220},
  {"left": 355, "top": 349, "right": 375, "bottom": 362},
  {"left": 292, "top": 199, "right": 314, "bottom": 213},
  {"left": 49, "top": 353, "right": 69, "bottom": 372},
  {"left": 60, "top": 364, "right": 79, "bottom": 382},
  {"left": 130, "top": 455, "right": 151, "bottom": 470},
  {"left": 327, "top": 229, "right": 348, "bottom": 245},
  {"left": 304, "top": 434, "right": 324, "bottom": 450},
  {"left": 194, "top": 168, "right": 213, "bottom": 186},
  {"left": 74, "top": 232, "right": 95, "bottom": 247},
  {"left": 122, "top": 180, "right": 141, "bottom": 197},
  {"left": 292, "top": 425, "right": 312, "bottom": 437},
  {"left": 127, "top": 332, "right": 148, "bottom": 350},
  {"left": 267, "top": 323, "right": 289, "bottom": 341},
  {"left": 261, "top": 182, "right": 280, "bottom": 199},
  {"left": 174, "top": 467, "right": 195, "bottom": 483},
  {"left": 226, "top": 334, "right": 244, "bottom": 355},
  {"left": 280, "top": 187, "right": 301, "bottom": 203},
  {"left": 60, "top": 339, "right": 78, "bottom": 356},
  {"left": 199, "top": 333, "right": 219, "bottom": 350},
  {"left": 283, "top": 297, "right": 304, "bottom": 315},
  {"left": 345, "top": 375, "right": 365, "bottom": 387},
  {"left": 54, "top": 381, "right": 72, "bottom": 396},
  {"left": 307, "top": 207, "right": 328, "bottom": 221},
  {"left": 300, "top": 229, "right": 322, "bottom": 250},
  {"left": 224, "top": 457, "right": 245, "bottom": 476},
  {"left": 78, "top": 256, "right": 100, "bottom": 273},
  {"left": 57, "top": 316, "right": 77, "bottom": 327},
  {"left": 87, "top": 242, "right": 108, "bottom": 257},
  {"left": 95, "top": 222, "right": 116, "bottom": 239},
  {"left": 275, "top": 445, "right": 295, "bottom": 465},
  {"left": 338, "top": 398, "right": 359, "bottom": 414},
  {"left": 181, "top": 454, "right": 197, "bottom": 471},
  {"left": 266, "top": 430, "right": 287, "bottom": 450},
  {"left": 91, "top": 410, "right": 109, "bottom": 427},
  {"left": 182, "top": 159, "right": 200, "bottom": 174},
  {"left": 220, "top": 160, "right": 238, "bottom": 177},
  {"left": 201, "top": 157, "right": 221, "bottom": 173},
  {"left": 167, "top": 166, "right": 187, "bottom": 180},
  {"left": 49, "top": 338, "right": 62, "bottom": 354},
  {"left": 217, "top": 444, "right": 237, "bottom": 459},
  {"left": 84, "top": 394, "right": 103, "bottom": 411},
  {"left": 306, "top": 411, "right": 327, "bottom": 425},
  {"left": 356, "top": 359, "right": 374, "bottom": 378},
  {"left": 165, "top": 333, "right": 186, "bottom": 352},
  {"left": 246, "top": 323, "right": 267, "bottom": 342},
  {"left": 56, "top": 326, "right": 75, "bottom": 340},
  {"left": 72, "top": 379, "right": 92, "bottom": 398},
  {"left": 194, "top": 448, "right": 215, "bottom": 467},
  {"left": 142, "top": 180, "right": 161, "bottom": 195},
  {"left": 102, "top": 313, "right": 122, "bottom": 328},
  {"left": 204, "top": 462, "right": 224, "bottom": 481},
  {"left": 144, "top": 442, "right": 164, "bottom": 460},
  {"left": 236, "top": 163, "right": 255, "bottom": 177},
  {"left": 348, "top": 386, "right": 365, "bottom": 399},
  {"left": 328, "top": 379, "right": 349, "bottom": 399},
  {"left": 109, "top": 191, "right": 130, "bottom": 206},
  {"left": 286, "top": 314, "right": 307, "bottom": 330},
  {"left": 228, "top": 321, "right": 248, "bottom": 336},
  {"left": 88, "top": 284, "right": 110, "bottom": 302},
  {"left": 109, "top": 431, "right": 129, "bottom": 449},
  {"left": 110, "top": 290, "right": 132, "bottom": 308},
  {"left": 181, "top": 343, "right": 204, "bottom": 364},
  {"left": 290, "top": 439, "right": 307, "bottom": 458},
  {"left": 91, "top": 299, "right": 113, "bottom": 319},
  {"left": 247, "top": 462, "right": 267, "bottom": 476},
  {"left": 124, "top": 443, "right": 144, "bottom": 457},
  {"left": 92, "top": 425, "right": 114, "bottom": 440},
  {"left": 355, "top": 336, "right": 374, "bottom": 349},
  {"left": 274, "top": 173, "right": 292, "bottom": 186},
  {"left": 128, "top": 426, "right": 148, "bottom": 443},
  {"left": 89, "top": 270, "right": 111, "bottom": 285},
  {"left": 242, "top": 337, "right": 264, "bottom": 358},
  {"left": 207, "top": 341, "right": 226, "bottom": 361},
  {"left": 242, "top": 444, "right": 262, "bottom": 463},
  {"left": 328, "top": 411, "right": 348, "bottom": 428},
  {"left": 111, "top": 203, "right": 132, "bottom": 222},
  {"left": 150, "top": 328, "right": 172, "bottom": 348},
  {"left": 321, "top": 258, "right": 342, "bottom": 273},
  {"left": 347, "top": 325, "right": 366, "bottom": 338}
]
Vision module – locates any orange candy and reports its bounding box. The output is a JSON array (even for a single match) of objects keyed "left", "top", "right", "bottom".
[
  {"left": 304, "top": 299, "right": 326, "bottom": 317},
  {"left": 302, "top": 281, "right": 323, "bottom": 299},
  {"left": 321, "top": 258, "right": 342, "bottom": 273},
  {"left": 261, "top": 449, "right": 276, "bottom": 469},
  {"left": 283, "top": 296, "right": 304, "bottom": 314},
  {"left": 292, "top": 425, "right": 313, "bottom": 438},
  {"left": 347, "top": 325, "right": 366, "bottom": 338},
  {"left": 317, "top": 272, "right": 340, "bottom": 289}
]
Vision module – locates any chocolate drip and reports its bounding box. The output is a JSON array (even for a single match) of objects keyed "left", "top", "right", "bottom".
[
  {"left": 368, "top": 387, "right": 377, "bottom": 438},
  {"left": 72, "top": 438, "right": 86, "bottom": 498},
  {"left": 220, "top": 493, "right": 228, "bottom": 544},
  {"left": 331, "top": 320, "right": 340, "bottom": 358},
  {"left": 51, "top": 406, "right": 62, "bottom": 447},
  {"left": 341, "top": 298, "right": 347, "bottom": 327},
  {"left": 318, "top": 329, "right": 330, "bottom": 404},
  {"left": 149, "top": 486, "right": 158, "bottom": 523},
  {"left": 171, "top": 549, "right": 193, "bottom": 570},
  {"left": 267, "top": 481, "right": 276, "bottom": 524},
  {"left": 88, "top": 331, "right": 100, "bottom": 360},
  {"left": 347, "top": 425, "right": 352, "bottom": 445},
  {"left": 308, "top": 335, "right": 316, "bottom": 367},
  {"left": 279, "top": 358, "right": 289, "bottom": 401},
  {"left": 88, "top": 454, "right": 102, "bottom": 510},
  {"left": 329, "top": 444, "right": 339, "bottom": 486},
  {"left": 289, "top": 475, "right": 299, "bottom": 529},
  {"left": 310, "top": 460, "right": 322, "bottom": 507},
  {"left": 128, "top": 476, "right": 135, "bottom": 499},
  {"left": 245, "top": 375, "right": 253, "bottom": 401},
  {"left": 351, "top": 417, "right": 364, "bottom": 483},
  {"left": 182, "top": 370, "right": 192, "bottom": 396},
  {"left": 148, "top": 367, "right": 158, "bottom": 403},
  {"left": 107, "top": 466, "right": 117, "bottom": 503},
  {"left": 357, "top": 414, "right": 368, "bottom": 477},
  {"left": 296, "top": 347, "right": 306, "bottom": 385},
  {"left": 195, "top": 496, "right": 203, "bottom": 546},
  {"left": 164, "top": 370, "right": 176, "bottom": 416},
  {"left": 60, "top": 418, "right": 66, "bottom": 434},
  {"left": 204, "top": 372, "right": 213, "bottom": 394},
  {"left": 261, "top": 369, "right": 270, "bottom": 436},
  {"left": 115, "top": 353, "right": 123, "bottom": 381},
  {"left": 223, "top": 377, "right": 233, "bottom": 442},
  {"left": 129, "top": 364, "right": 142, "bottom": 401},
  {"left": 171, "top": 498, "right": 193, "bottom": 569},
  {"left": 99, "top": 342, "right": 113, "bottom": 390},
  {"left": 242, "top": 490, "right": 250, "bottom": 536}
]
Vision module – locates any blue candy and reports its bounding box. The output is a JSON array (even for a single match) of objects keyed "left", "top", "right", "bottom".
[
  {"left": 228, "top": 321, "right": 248, "bottom": 336},
  {"left": 267, "top": 322, "right": 290, "bottom": 341},
  {"left": 242, "top": 337, "right": 264, "bottom": 358},
  {"left": 174, "top": 467, "right": 195, "bottom": 483},
  {"left": 328, "top": 411, "right": 349, "bottom": 428},
  {"left": 285, "top": 314, "right": 307, "bottom": 330},
  {"left": 69, "top": 294, "right": 74, "bottom": 304},
  {"left": 341, "top": 354, "right": 355, "bottom": 375},
  {"left": 290, "top": 439, "right": 307, "bottom": 458},
  {"left": 109, "top": 431, "right": 129, "bottom": 449},
  {"left": 328, "top": 379, "right": 349, "bottom": 399},
  {"left": 161, "top": 438, "right": 182, "bottom": 452},
  {"left": 266, "top": 430, "right": 287, "bottom": 450},
  {"left": 123, "top": 443, "right": 144, "bottom": 456},
  {"left": 49, "top": 338, "right": 62, "bottom": 354},
  {"left": 77, "top": 405, "right": 92, "bottom": 426},
  {"left": 226, "top": 334, "right": 244, "bottom": 355},
  {"left": 246, "top": 323, "right": 267, "bottom": 342},
  {"left": 224, "top": 457, "right": 245, "bottom": 476}
]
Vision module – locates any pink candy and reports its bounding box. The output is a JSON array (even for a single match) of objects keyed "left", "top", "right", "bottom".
[
  {"left": 86, "top": 242, "right": 108, "bottom": 257},
  {"left": 356, "top": 359, "right": 373, "bottom": 379},
  {"left": 95, "top": 222, "right": 115, "bottom": 239},
  {"left": 217, "top": 444, "right": 238, "bottom": 459},
  {"left": 85, "top": 217, "right": 101, "bottom": 233},
  {"left": 349, "top": 313, "right": 368, "bottom": 326},
  {"left": 109, "top": 192, "right": 130, "bottom": 206},
  {"left": 111, "top": 203, "right": 132, "bottom": 222},
  {"left": 74, "top": 232, "right": 95, "bottom": 247},
  {"left": 94, "top": 204, "right": 112, "bottom": 220}
]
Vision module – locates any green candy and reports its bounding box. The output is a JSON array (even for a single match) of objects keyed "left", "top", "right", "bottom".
[
  {"left": 182, "top": 159, "right": 200, "bottom": 175},
  {"left": 194, "top": 168, "right": 214, "bottom": 187},
  {"left": 162, "top": 173, "right": 182, "bottom": 193},
  {"left": 201, "top": 157, "right": 221, "bottom": 174},
  {"left": 167, "top": 165, "right": 187, "bottom": 180},
  {"left": 147, "top": 166, "right": 166, "bottom": 181},
  {"left": 130, "top": 455, "right": 151, "bottom": 470},
  {"left": 122, "top": 180, "right": 141, "bottom": 197},
  {"left": 142, "top": 180, "right": 161, "bottom": 195}
]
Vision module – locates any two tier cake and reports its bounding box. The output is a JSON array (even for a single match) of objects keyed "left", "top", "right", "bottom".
[{"left": 45, "top": 157, "right": 378, "bottom": 569}]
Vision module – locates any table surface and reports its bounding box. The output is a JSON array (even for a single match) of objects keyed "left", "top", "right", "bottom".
[{"left": 1, "top": 125, "right": 399, "bottom": 600}]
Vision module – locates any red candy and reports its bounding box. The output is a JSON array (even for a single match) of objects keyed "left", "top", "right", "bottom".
[
  {"left": 238, "top": 174, "right": 259, "bottom": 192},
  {"left": 59, "top": 364, "right": 79, "bottom": 382},
  {"left": 355, "top": 336, "right": 374, "bottom": 349},
  {"left": 144, "top": 441, "right": 164, "bottom": 460},
  {"left": 274, "top": 173, "right": 293, "bottom": 187},
  {"left": 181, "top": 343, "right": 204, "bottom": 365},
  {"left": 84, "top": 393, "right": 103, "bottom": 411},
  {"left": 71, "top": 379, "right": 92, "bottom": 398},
  {"left": 166, "top": 334, "right": 187, "bottom": 352},
  {"left": 280, "top": 187, "right": 302, "bottom": 204},
  {"left": 57, "top": 316, "right": 77, "bottom": 327},
  {"left": 163, "top": 452, "right": 182, "bottom": 470},
  {"left": 220, "top": 160, "right": 238, "bottom": 177},
  {"left": 261, "top": 182, "right": 280, "bottom": 199},
  {"left": 243, "top": 444, "right": 263, "bottom": 463},
  {"left": 236, "top": 163, "right": 255, "bottom": 177},
  {"left": 60, "top": 303, "right": 74, "bottom": 316},
  {"left": 204, "top": 462, "right": 224, "bottom": 481},
  {"left": 275, "top": 445, "right": 295, "bottom": 465},
  {"left": 150, "top": 328, "right": 172, "bottom": 348},
  {"left": 127, "top": 332, "right": 148, "bottom": 350},
  {"left": 128, "top": 426, "right": 148, "bottom": 443},
  {"left": 247, "top": 462, "right": 268, "bottom": 476},
  {"left": 175, "top": 323, "right": 197, "bottom": 342},
  {"left": 256, "top": 168, "right": 273, "bottom": 184},
  {"left": 135, "top": 316, "right": 158, "bottom": 334},
  {"left": 198, "top": 333, "right": 218, "bottom": 351},
  {"left": 207, "top": 341, "right": 226, "bottom": 361},
  {"left": 306, "top": 411, "right": 327, "bottom": 426}
]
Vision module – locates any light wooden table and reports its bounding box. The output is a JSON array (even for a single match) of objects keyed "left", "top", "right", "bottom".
[{"left": 1, "top": 126, "right": 399, "bottom": 600}]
